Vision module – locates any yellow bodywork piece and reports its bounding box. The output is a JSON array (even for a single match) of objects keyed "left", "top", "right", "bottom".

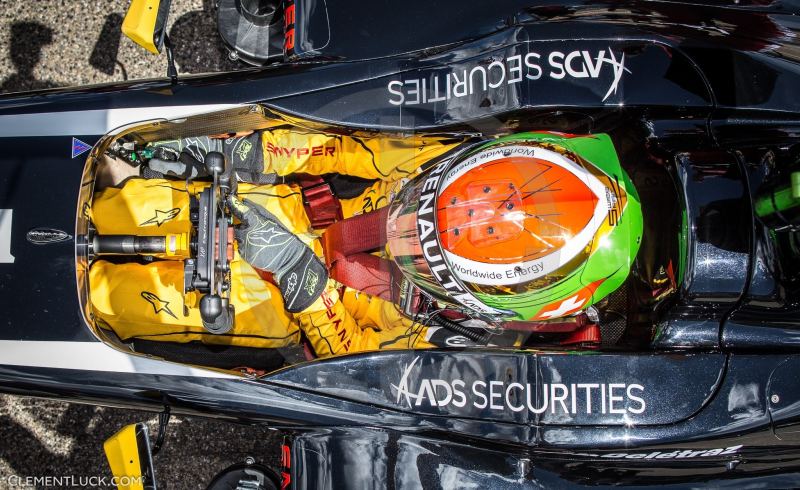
[
  {"left": 122, "top": 0, "right": 162, "bottom": 54},
  {"left": 104, "top": 424, "right": 147, "bottom": 490}
]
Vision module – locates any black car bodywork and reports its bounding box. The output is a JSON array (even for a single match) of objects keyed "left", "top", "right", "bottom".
[{"left": 2, "top": 0, "right": 800, "bottom": 487}]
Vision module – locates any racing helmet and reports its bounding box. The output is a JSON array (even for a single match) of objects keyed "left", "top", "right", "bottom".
[{"left": 386, "top": 132, "right": 643, "bottom": 321}]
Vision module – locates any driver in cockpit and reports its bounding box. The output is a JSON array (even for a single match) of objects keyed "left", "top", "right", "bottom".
[{"left": 90, "top": 128, "right": 643, "bottom": 358}]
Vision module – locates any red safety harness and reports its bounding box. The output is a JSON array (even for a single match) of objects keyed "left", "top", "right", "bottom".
[
  {"left": 296, "top": 175, "right": 342, "bottom": 229},
  {"left": 321, "top": 207, "right": 401, "bottom": 301},
  {"left": 299, "top": 176, "right": 400, "bottom": 302}
]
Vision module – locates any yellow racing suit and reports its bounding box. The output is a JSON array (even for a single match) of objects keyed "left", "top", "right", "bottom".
[{"left": 90, "top": 129, "right": 464, "bottom": 357}]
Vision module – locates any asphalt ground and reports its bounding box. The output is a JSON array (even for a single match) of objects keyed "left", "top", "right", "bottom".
[
  {"left": 0, "top": 0, "right": 238, "bottom": 94},
  {"left": 0, "top": 2, "right": 280, "bottom": 488}
]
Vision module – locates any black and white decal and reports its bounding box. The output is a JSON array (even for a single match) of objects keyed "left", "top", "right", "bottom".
[
  {"left": 575, "top": 445, "right": 744, "bottom": 460},
  {"left": 391, "top": 356, "right": 646, "bottom": 416},
  {"left": 388, "top": 46, "right": 630, "bottom": 106},
  {"left": 0, "top": 340, "right": 236, "bottom": 378},
  {"left": 26, "top": 227, "right": 72, "bottom": 245}
]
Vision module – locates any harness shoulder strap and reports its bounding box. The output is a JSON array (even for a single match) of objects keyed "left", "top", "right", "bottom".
[
  {"left": 297, "top": 175, "right": 342, "bottom": 229},
  {"left": 321, "top": 207, "right": 399, "bottom": 302}
]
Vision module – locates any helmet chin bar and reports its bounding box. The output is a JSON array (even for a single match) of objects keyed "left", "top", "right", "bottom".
[{"left": 89, "top": 151, "right": 237, "bottom": 335}]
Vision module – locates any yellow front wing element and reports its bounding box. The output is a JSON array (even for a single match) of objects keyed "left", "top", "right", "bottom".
[
  {"left": 103, "top": 424, "right": 146, "bottom": 490},
  {"left": 122, "top": 0, "right": 163, "bottom": 54}
]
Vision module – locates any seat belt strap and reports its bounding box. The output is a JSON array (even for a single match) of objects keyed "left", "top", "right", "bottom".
[
  {"left": 297, "top": 175, "right": 342, "bottom": 229},
  {"left": 321, "top": 207, "right": 398, "bottom": 302},
  {"left": 329, "top": 253, "right": 400, "bottom": 301},
  {"left": 322, "top": 207, "right": 388, "bottom": 260}
]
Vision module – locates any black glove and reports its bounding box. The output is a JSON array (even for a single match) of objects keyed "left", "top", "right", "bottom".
[
  {"left": 229, "top": 196, "right": 328, "bottom": 312},
  {"left": 145, "top": 134, "right": 265, "bottom": 182},
  {"left": 222, "top": 133, "right": 265, "bottom": 183},
  {"left": 146, "top": 136, "right": 218, "bottom": 179}
]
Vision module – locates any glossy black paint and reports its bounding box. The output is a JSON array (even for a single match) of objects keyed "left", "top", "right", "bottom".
[
  {"left": 271, "top": 31, "right": 714, "bottom": 129},
  {"left": 0, "top": 135, "right": 96, "bottom": 341},
  {"left": 0, "top": 351, "right": 790, "bottom": 445},
  {"left": 652, "top": 149, "right": 753, "bottom": 348},
  {"left": 4, "top": 350, "right": 800, "bottom": 485},
  {"left": 676, "top": 151, "right": 751, "bottom": 302},
  {"left": 1, "top": 2, "right": 800, "bottom": 486},
  {"left": 288, "top": 427, "right": 800, "bottom": 488},
  {"left": 720, "top": 144, "right": 800, "bottom": 349},
  {"left": 0, "top": 9, "right": 793, "bottom": 342},
  {"left": 288, "top": 0, "right": 530, "bottom": 61},
  {"left": 270, "top": 351, "right": 726, "bottom": 426}
]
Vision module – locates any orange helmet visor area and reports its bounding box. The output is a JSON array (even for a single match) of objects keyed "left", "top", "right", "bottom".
[{"left": 437, "top": 156, "right": 598, "bottom": 265}]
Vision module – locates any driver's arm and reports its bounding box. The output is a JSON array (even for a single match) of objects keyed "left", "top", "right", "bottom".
[
  {"left": 293, "top": 286, "right": 432, "bottom": 357},
  {"left": 229, "top": 195, "right": 433, "bottom": 357},
  {"left": 142, "top": 128, "right": 465, "bottom": 185},
  {"left": 260, "top": 129, "right": 464, "bottom": 181}
]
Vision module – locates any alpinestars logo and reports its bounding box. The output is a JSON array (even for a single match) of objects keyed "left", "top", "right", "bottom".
[
  {"left": 304, "top": 269, "right": 320, "bottom": 296},
  {"left": 234, "top": 139, "right": 253, "bottom": 161},
  {"left": 387, "top": 46, "right": 631, "bottom": 106},
  {"left": 141, "top": 291, "right": 178, "bottom": 320},
  {"left": 140, "top": 208, "right": 180, "bottom": 227},
  {"left": 391, "top": 356, "right": 646, "bottom": 415},
  {"left": 250, "top": 225, "right": 287, "bottom": 246},
  {"left": 245, "top": 221, "right": 291, "bottom": 265}
]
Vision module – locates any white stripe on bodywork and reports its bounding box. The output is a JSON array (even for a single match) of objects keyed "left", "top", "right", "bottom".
[
  {"left": 0, "top": 340, "right": 237, "bottom": 378},
  {"left": 0, "top": 104, "right": 239, "bottom": 137},
  {"left": 0, "top": 209, "right": 13, "bottom": 264}
]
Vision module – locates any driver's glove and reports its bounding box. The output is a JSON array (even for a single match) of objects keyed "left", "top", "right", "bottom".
[
  {"left": 228, "top": 196, "right": 328, "bottom": 312},
  {"left": 144, "top": 134, "right": 265, "bottom": 182},
  {"left": 146, "top": 136, "right": 219, "bottom": 179}
]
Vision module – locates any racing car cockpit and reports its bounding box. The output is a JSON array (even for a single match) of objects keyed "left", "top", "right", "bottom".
[
  {"left": 8, "top": 1, "right": 794, "bottom": 484},
  {"left": 76, "top": 104, "right": 720, "bottom": 374}
]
